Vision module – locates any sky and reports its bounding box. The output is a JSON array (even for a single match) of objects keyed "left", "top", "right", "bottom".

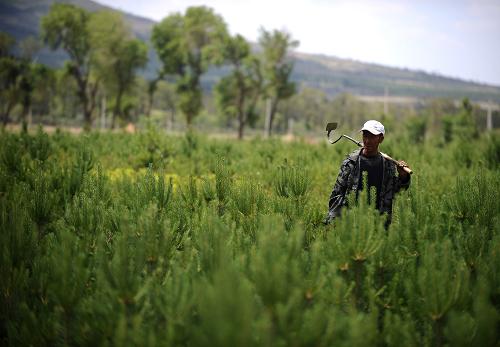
[{"left": 94, "top": 0, "right": 500, "bottom": 86}]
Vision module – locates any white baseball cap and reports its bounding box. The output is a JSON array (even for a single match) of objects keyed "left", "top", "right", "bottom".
[{"left": 360, "top": 120, "right": 385, "bottom": 135}]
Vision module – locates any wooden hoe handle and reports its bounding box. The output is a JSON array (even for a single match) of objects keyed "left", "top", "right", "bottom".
[{"left": 379, "top": 152, "right": 413, "bottom": 175}]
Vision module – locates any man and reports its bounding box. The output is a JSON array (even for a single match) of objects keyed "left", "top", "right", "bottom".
[{"left": 324, "top": 120, "right": 411, "bottom": 226}]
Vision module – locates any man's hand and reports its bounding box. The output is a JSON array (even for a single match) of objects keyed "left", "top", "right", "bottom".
[{"left": 397, "top": 161, "right": 410, "bottom": 178}]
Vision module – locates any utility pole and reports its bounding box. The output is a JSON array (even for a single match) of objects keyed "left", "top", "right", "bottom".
[
  {"left": 100, "top": 94, "right": 106, "bottom": 130},
  {"left": 288, "top": 117, "right": 294, "bottom": 136},
  {"left": 28, "top": 107, "right": 32, "bottom": 128},
  {"left": 264, "top": 98, "right": 271, "bottom": 138},
  {"left": 383, "top": 86, "right": 388, "bottom": 115},
  {"left": 486, "top": 100, "right": 493, "bottom": 131}
]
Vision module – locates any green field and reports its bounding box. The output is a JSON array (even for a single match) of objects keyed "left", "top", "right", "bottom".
[{"left": 1, "top": 125, "right": 499, "bottom": 346}]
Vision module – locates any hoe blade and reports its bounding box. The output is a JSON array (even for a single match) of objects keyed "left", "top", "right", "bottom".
[{"left": 325, "top": 122, "right": 338, "bottom": 133}]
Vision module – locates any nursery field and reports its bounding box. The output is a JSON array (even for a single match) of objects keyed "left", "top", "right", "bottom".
[{"left": 1, "top": 126, "right": 499, "bottom": 346}]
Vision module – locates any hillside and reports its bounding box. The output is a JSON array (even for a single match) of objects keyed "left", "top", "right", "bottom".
[{"left": 1, "top": 0, "right": 500, "bottom": 103}]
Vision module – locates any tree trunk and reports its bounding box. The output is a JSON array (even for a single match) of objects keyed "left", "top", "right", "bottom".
[
  {"left": 265, "top": 97, "right": 278, "bottom": 137},
  {"left": 237, "top": 84, "right": 246, "bottom": 140},
  {"left": 1, "top": 101, "right": 15, "bottom": 126},
  {"left": 1, "top": 112, "right": 8, "bottom": 126},
  {"left": 146, "top": 78, "right": 160, "bottom": 117},
  {"left": 169, "top": 107, "right": 175, "bottom": 131},
  {"left": 21, "top": 98, "right": 30, "bottom": 124},
  {"left": 74, "top": 71, "right": 99, "bottom": 132},
  {"left": 112, "top": 91, "right": 123, "bottom": 130},
  {"left": 238, "top": 113, "right": 245, "bottom": 140},
  {"left": 146, "top": 94, "right": 153, "bottom": 117},
  {"left": 83, "top": 106, "right": 92, "bottom": 131},
  {"left": 75, "top": 73, "right": 92, "bottom": 131},
  {"left": 100, "top": 94, "right": 106, "bottom": 129}
]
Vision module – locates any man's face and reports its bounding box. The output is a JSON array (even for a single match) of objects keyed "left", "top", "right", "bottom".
[{"left": 362, "top": 131, "right": 384, "bottom": 155}]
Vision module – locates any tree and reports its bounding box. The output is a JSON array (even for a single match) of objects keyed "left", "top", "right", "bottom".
[
  {"left": 259, "top": 28, "right": 299, "bottom": 136},
  {"left": 0, "top": 32, "right": 19, "bottom": 125},
  {"left": 41, "top": 3, "right": 99, "bottom": 130},
  {"left": 145, "top": 73, "right": 164, "bottom": 117},
  {"left": 215, "top": 35, "right": 262, "bottom": 139},
  {"left": 16, "top": 37, "right": 45, "bottom": 124},
  {"left": 0, "top": 32, "right": 14, "bottom": 57},
  {"left": 152, "top": 6, "right": 228, "bottom": 126},
  {"left": 90, "top": 11, "right": 148, "bottom": 128},
  {"left": 455, "top": 98, "right": 479, "bottom": 139},
  {"left": 30, "top": 65, "right": 57, "bottom": 120}
]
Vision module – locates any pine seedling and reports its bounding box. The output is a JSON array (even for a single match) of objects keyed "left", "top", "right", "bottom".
[
  {"left": 483, "top": 133, "right": 500, "bottom": 169},
  {"left": 156, "top": 175, "right": 173, "bottom": 213},
  {"left": 140, "top": 165, "right": 158, "bottom": 204},
  {"left": 96, "top": 220, "right": 153, "bottom": 333},
  {"left": 214, "top": 157, "right": 232, "bottom": 215},
  {"left": 181, "top": 129, "right": 199, "bottom": 158},
  {"left": 27, "top": 126, "right": 52, "bottom": 163},
  {"left": 233, "top": 180, "right": 264, "bottom": 217},
  {"left": 469, "top": 278, "right": 499, "bottom": 347},
  {"left": 273, "top": 161, "right": 310, "bottom": 200},
  {"left": 250, "top": 215, "right": 297, "bottom": 305},
  {"left": 383, "top": 311, "right": 420, "bottom": 347},
  {"left": 450, "top": 172, "right": 497, "bottom": 229},
  {"left": 144, "top": 262, "right": 197, "bottom": 346},
  {"left": 192, "top": 263, "right": 256, "bottom": 347},
  {"left": 136, "top": 165, "right": 173, "bottom": 214},
  {"left": 41, "top": 229, "right": 91, "bottom": 345},
  {"left": 0, "top": 134, "right": 26, "bottom": 180},
  {"left": 477, "top": 233, "right": 500, "bottom": 305},
  {"left": 191, "top": 213, "right": 233, "bottom": 276},
  {"left": 179, "top": 176, "right": 202, "bottom": 217},
  {"left": 231, "top": 180, "right": 265, "bottom": 240},
  {"left": 443, "top": 310, "right": 475, "bottom": 347},
  {"left": 331, "top": 186, "right": 385, "bottom": 310},
  {"left": 64, "top": 144, "right": 94, "bottom": 201},
  {"left": 412, "top": 239, "right": 469, "bottom": 347},
  {"left": 63, "top": 167, "right": 115, "bottom": 250},
  {"left": 200, "top": 176, "right": 217, "bottom": 204},
  {"left": 133, "top": 204, "right": 187, "bottom": 274},
  {"left": 0, "top": 189, "right": 38, "bottom": 343},
  {"left": 28, "top": 168, "right": 58, "bottom": 240}
]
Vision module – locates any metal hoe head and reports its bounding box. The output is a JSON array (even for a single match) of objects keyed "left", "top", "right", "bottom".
[
  {"left": 326, "top": 122, "right": 342, "bottom": 144},
  {"left": 326, "top": 122, "right": 339, "bottom": 144}
]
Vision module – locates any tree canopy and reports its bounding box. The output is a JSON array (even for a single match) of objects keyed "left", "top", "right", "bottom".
[
  {"left": 258, "top": 28, "right": 299, "bottom": 136},
  {"left": 152, "top": 6, "right": 228, "bottom": 125},
  {"left": 215, "top": 34, "right": 262, "bottom": 139}
]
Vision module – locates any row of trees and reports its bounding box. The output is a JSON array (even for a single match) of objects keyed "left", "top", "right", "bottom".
[
  {"left": 3, "top": 4, "right": 495, "bottom": 139},
  {"left": 0, "top": 33, "right": 49, "bottom": 125},
  {"left": 1, "top": 3, "right": 300, "bottom": 138},
  {"left": 1, "top": 7, "right": 148, "bottom": 130}
]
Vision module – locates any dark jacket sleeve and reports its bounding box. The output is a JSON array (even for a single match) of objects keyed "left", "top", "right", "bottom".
[{"left": 324, "top": 159, "right": 353, "bottom": 224}]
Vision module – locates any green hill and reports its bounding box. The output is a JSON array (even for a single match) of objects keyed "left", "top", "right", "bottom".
[{"left": 2, "top": 0, "right": 500, "bottom": 103}]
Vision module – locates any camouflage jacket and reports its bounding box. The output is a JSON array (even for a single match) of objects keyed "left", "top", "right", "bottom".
[{"left": 325, "top": 149, "right": 411, "bottom": 224}]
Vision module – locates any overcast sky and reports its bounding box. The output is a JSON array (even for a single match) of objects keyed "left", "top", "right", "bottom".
[{"left": 95, "top": 0, "right": 500, "bottom": 86}]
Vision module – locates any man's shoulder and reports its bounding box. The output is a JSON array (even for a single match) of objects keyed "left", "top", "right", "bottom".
[
  {"left": 339, "top": 149, "right": 361, "bottom": 169},
  {"left": 345, "top": 149, "right": 362, "bottom": 162}
]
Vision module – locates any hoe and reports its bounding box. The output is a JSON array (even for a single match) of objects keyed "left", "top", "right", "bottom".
[{"left": 326, "top": 122, "right": 413, "bottom": 175}]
